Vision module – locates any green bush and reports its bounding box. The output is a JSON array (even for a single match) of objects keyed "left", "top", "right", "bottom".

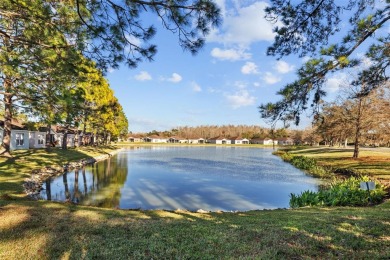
[{"left": 290, "top": 176, "right": 386, "bottom": 208}]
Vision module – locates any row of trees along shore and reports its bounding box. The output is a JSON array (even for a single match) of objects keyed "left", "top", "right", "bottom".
[
  {"left": 132, "top": 118, "right": 390, "bottom": 148},
  {"left": 0, "top": 0, "right": 221, "bottom": 157}
]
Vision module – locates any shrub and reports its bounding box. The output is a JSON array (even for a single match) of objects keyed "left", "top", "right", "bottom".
[{"left": 290, "top": 176, "right": 386, "bottom": 208}]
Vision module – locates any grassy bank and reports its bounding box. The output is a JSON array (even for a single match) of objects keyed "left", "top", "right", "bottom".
[
  {"left": 1, "top": 145, "right": 390, "bottom": 258},
  {"left": 1, "top": 200, "right": 389, "bottom": 259},
  {"left": 281, "top": 147, "right": 390, "bottom": 181},
  {"left": 0, "top": 146, "right": 119, "bottom": 197}
]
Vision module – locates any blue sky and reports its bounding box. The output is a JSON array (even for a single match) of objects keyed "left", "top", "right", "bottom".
[{"left": 105, "top": 0, "right": 388, "bottom": 133}]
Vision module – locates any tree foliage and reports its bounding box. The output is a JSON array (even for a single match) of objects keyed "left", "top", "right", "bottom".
[
  {"left": 260, "top": 0, "right": 389, "bottom": 125},
  {"left": 1, "top": 0, "right": 220, "bottom": 155}
]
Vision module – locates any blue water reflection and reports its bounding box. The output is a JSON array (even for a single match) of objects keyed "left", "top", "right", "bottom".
[{"left": 39, "top": 146, "right": 321, "bottom": 211}]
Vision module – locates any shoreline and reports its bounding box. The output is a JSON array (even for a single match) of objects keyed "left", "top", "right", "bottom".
[{"left": 23, "top": 147, "right": 124, "bottom": 199}]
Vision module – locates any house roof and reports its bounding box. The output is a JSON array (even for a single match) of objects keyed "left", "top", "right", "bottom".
[
  {"left": 208, "top": 136, "right": 228, "bottom": 140},
  {"left": 230, "top": 136, "right": 249, "bottom": 140},
  {"left": 0, "top": 118, "right": 25, "bottom": 129},
  {"left": 169, "top": 136, "right": 186, "bottom": 140},
  {"left": 251, "top": 138, "right": 273, "bottom": 141},
  {"left": 145, "top": 135, "right": 167, "bottom": 139}
]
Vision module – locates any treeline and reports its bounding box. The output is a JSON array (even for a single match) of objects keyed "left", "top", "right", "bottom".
[
  {"left": 313, "top": 84, "right": 390, "bottom": 151},
  {"left": 139, "top": 125, "right": 318, "bottom": 143}
]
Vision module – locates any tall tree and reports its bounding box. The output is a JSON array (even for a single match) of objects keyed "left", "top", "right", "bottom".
[
  {"left": 0, "top": 0, "right": 221, "bottom": 156},
  {"left": 314, "top": 83, "right": 390, "bottom": 157},
  {"left": 259, "top": 0, "right": 389, "bottom": 125}
]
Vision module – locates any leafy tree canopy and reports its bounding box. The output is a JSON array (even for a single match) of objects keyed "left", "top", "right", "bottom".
[
  {"left": 1, "top": 0, "right": 221, "bottom": 71},
  {"left": 259, "top": 0, "right": 389, "bottom": 125}
]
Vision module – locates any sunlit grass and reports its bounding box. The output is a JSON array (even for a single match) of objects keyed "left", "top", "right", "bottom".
[
  {"left": 1, "top": 145, "right": 390, "bottom": 258},
  {"left": 289, "top": 147, "right": 390, "bottom": 178}
]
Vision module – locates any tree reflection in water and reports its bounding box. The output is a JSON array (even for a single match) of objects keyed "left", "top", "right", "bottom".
[{"left": 40, "top": 156, "right": 129, "bottom": 208}]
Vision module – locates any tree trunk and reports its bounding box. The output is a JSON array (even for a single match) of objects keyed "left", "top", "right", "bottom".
[
  {"left": 353, "top": 97, "right": 363, "bottom": 159},
  {"left": 62, "top": 130, "right": 68, "bottom": 150},
  {"left": 46, "top": 123, "right": 52, "bottom": 151},
  {"left": 1, "top": 77, "right": 13, "bottom": 157}
]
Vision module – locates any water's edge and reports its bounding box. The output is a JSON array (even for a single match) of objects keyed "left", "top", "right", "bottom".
[{"left": 23, "top": 148, "right": 124, "bottom": 199}]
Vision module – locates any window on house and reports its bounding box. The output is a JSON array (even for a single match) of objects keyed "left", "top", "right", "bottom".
[
  {"left": 16, "top": 133, "right": 24, "bottom": 146},
  {"left": 38, "top": 134, "right": 44, "bottom": 145}
]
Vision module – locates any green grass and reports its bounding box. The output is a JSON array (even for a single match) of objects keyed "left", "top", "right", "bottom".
[
  {"left": 1, "top": 200, "right": 389, "bottom": 259},
  {"left": 1, "top": 145, "right": 390, "bottom": 259},
  {"left": 287, "top": 147, "right": 390, "bottom": 180}
]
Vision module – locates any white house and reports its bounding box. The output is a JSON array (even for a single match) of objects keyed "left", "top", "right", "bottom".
[
  {"left": 29, "top": 131, "right": 46, "bottom": 149},
  {"left": 208, "top": 136, "right": 231, "bottom": 144},
  {"left": 10, "top": 130, "right": 30, "bottom": 150},
  {"left": 231, "top": 136, "right": 249, "bottom": 144},
  {"left": 251, "top": 138, "right": 278, "bottom": 145},
  {"left": 128, "top": 136, "right": 144, "bottom": 142},
  {"left": 188, "top": 137, "right": 205, "bottom": 144},
  {"left": 278, "top": 137, "right": 294, "bottom": 146},
  {"left": 168, "top": 136, "right": 188, "bottom": 143},
  {"left": 144, "top": 135, "right": 168, "bottom": 143}
]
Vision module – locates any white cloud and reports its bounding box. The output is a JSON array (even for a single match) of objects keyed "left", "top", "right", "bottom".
[
  {"left": 325, "top": 73, "right": 348, "bottom": 93},
  {"left": 191, "top": 81, "right": 202, "bottom": 92},
  {"left": 167, "top": 73, "right": 182, "bottom": 83},
  {"left": 274, "top": 61, "right": 294, "bottom": 74},
  {"left": 241, "top": 62, "right": 259, "bottom": 75},
  {"left": 234, "top": 81, "right": 248, "bottom": 89},
  {"left": 211, "top": 47, "right": 251, "bottom": 61},
  {"left": 263, "top": 72, "right": 281, "bottom": 84},
  {"left": 134, "top": 71, "right": 152, "bottom": 81},
  {"left": 125, "top": 34, "right": 142, "bottom": 47},
  {"left": 208, "top": 1, "right": 276, "bottom": 46},
  {"left": 225, "top": 90, "right": 256, "bottom": 109},
  {"left": 253, "top": 82, "right": 261, "bottom": 87}
]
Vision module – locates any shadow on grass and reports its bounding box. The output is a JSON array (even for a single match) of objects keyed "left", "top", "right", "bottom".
[{"left": 1, "top": 200, "right": 389, "bottom": 259}]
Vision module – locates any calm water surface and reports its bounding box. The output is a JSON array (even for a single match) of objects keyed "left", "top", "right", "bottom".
[{"left": 39, "top": 146, "right": 321, "bottom": 211}]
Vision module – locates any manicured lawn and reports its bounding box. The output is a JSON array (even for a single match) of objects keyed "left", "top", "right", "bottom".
[
  {"left": 0, "top": 145, "right": 389, "bottom": 259},
  {"left": 288, "top": 147, "right": 390, "bottom": 180},
  {"left": 1, "top": 200, "right": 389, "bottom": 259}
]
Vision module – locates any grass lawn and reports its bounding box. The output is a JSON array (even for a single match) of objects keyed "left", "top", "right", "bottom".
[
  {"left": 287, "top": 147, "right": 390, "bottom": 180},
  {"left": 0, "top": 145, "right": 390, "bottom": 259}
]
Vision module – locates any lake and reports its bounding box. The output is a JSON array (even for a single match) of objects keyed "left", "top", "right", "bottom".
[{"left": 39, "top": 146, "right": 321, "bottom": 211}]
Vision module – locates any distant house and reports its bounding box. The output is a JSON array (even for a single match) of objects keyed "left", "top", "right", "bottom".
[
  {"left": 144, "top": 135, "right": 168, "bottom": 143},
  {"left": 230, "top": 136, "right": 249, "bottom": 144},
  {"left": 208, "top": 136, "right": 231, "bottom": 144},
  {"left": 168, "top": 136, "right": 188, "bottom": 143},
  {"left": 251, "top": 138, "right": 277, "bottom": 145},
  {"left": 278, "top": 137, "right": 294, "bottom": 146},
  {"left": 128, "top": 135, "right": 144, "bottom": 142},
  {"left": 188, "top": 137, "right": 205, "bottom": 144},
  {"left": 29, "top": 131, "right": 46, "bottom": 149}
]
